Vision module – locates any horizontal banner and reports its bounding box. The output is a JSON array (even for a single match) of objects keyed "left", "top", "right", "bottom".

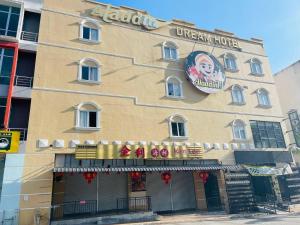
[
  {"left": 76, "top": 144, "right": 203, "bottom": 160},
  {"left": 0, "top": 131, "right": 20, "bottom": 153},
  {"left": 244, "top": 164, "right": 293, "bottom": 176}
]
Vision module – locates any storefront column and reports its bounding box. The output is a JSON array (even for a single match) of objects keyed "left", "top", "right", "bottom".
[
  {"left": 216, "top": 170, "right": 229, "bottom": 213},
  {"left": 52, "top": 173, "right": 65, "bottom": 219},
  {"left": 193, "top": 172, "right": 207, "bottom": 211},
  {"left": 271, "top": 175, "right": 283, "bottom": 203}
]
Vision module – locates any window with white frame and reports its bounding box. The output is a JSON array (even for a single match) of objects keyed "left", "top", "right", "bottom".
[
  {"left": 162, "top": 41, "right": 178, "bottom": 60},
  {"left": 231, "top": 85, "right": 245, "bottom": 104},
  {"left": 0, "top": 4, "right": 20, "bottom": 37},
  {"left": 75, "top": 102, "right": 101, "bottom": 130},
  {"left": 250, "top": 58, "right": 263, "bottom": 75},
  {"left": 80, "top": 20, "right": 100, "bottom": 42},
  {"left": 257, "top": 89, "right": 271, "bottom": 107},
  {"left": 78, "top": 58, "right": 100, "bottom": 83},
  {"left": 224, "top": 53, "right": 237, "bottom": 71},
  {"left": 232, "top": 119, "right": 246, "bottom": 140},
  {"left": 169, "top": 115, "right": 187, "bottom": 138},
  {"left": 166, "top": 76, "right": 183, "bottom": 98}
]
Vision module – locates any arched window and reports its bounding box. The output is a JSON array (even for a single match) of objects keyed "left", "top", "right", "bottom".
[
  {"left": 75, "top": 102, "right": 101, "bottom": 130},
  {"left": 162, "top": 41, "right": 178, "bottom": 60},
  {"left": 257, "top": 88, "right": 271, "bottom": 107},
  {"left": 166, "top": 76, "right": 183, "bottom": 98},
  {"left": 231, "top": 85, "right": 245, "bottom": 105},
  {"left": 168, "top": 115, "right": 188, "bottom": 138},
  {"left": 80, "top": 20, "right": 101, "bottom": 42},
  {"left": 250, "top": 58, "right": 263, "bottom": 75},
  {"left": 224, "top": 53, "right": 237, "bottom": 71},
  {"left": 232, "top": 119, "right": 246, "bottom": 140},
  {"left": 78, "top": 58, "right": 101, "bottom": 83}
]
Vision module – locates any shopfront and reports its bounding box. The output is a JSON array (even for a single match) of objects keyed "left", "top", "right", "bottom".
[
  {"left": 234, "top": 151, "right": 295, "bottom": 204},
  {"left": 51, "top": 152, "right": 234, "bottom": 220}
]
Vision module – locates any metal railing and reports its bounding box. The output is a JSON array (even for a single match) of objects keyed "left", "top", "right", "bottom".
[
  {"left": 20, "top": 31, "right": 38, "bottom": 42},
  {"left": 51, "top": 196, "right": 152, "bottom": 221},
  {"left": 51, "top": 200, "right": 97, "bottom": 220},
  {"left": 0, "top": 75, "right": 33, "bottom": 87},
  {"left": 117, "top": 196, "right": 152, "bottom": 212},
  {"left": 7, "top": 128, "right": 28, "bottom": 141},
  {"left": 14, "top": 76, "right": 33, "bottom": 87}
]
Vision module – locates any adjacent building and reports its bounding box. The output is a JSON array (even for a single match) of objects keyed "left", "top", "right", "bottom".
[
  {"left": 275, "top": 60, "right": 300, "bottom": 162},
  {"left": 0, "top": 0, "right": 298, "bottom": 224}
]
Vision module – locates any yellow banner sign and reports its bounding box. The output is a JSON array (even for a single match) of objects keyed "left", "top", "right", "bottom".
[
  {"left": 0, "top": 131, "right": 20, "bottom": 153},
  {"left": 76, "top": 144, "right": 203, "bottom": 160}
]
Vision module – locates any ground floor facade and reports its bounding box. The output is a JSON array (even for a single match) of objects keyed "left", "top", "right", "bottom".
[{"left": 0, "top": 151, "right": 300, "bottom": 225}]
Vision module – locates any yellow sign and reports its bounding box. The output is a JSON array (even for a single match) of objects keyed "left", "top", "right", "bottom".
[
  {"left": 0, "top": 131, "right": 20, "bottom": 153},
  {"left": 76, "top": 144, "right": 203, "bottom": 160}
]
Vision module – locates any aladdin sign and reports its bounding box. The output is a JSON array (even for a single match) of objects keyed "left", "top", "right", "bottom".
[
  {"left": 185, "top": 51, "right": 226, "bottom": 94},
  {"left": 90, "top": 5, "right": 159, "bottom": 30},
  {"left": 176, "top": 27, "right": 240, "bottom": 49}
]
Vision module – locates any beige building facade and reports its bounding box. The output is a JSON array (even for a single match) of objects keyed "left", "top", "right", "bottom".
[
  {"left": 0, "top": 0, "right": 296, "bottom": 224},
  {"left": 275, "top": 60, "right": 300, "bottom": 162}
]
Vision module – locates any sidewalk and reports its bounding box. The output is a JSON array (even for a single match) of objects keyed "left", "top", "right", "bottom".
[{"left": 121, "top": 209, "right": 300, "bottom": 225}]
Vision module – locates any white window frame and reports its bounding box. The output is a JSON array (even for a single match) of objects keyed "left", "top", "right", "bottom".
[
  {"left": 168, "top": 114, "right": 188, "bottom": 139},
  {"left": 257, "top": 88, "right": 271, "bottom": 108},
  {"left": 162, "top": 41, "right": 179, "bottom": 61},
  {"left": 231, "top": 85, "right": 245, "bottom": 105},
  {"left": 75, "top": 102, "right": 101, "bottom": 130},
  {"left": 78, "top": 58, "right": 101, "bottom": 84},
  {"left": 0, "top": 2, "right": 23, "bottom": 40},
  {"left": 223, "top": 53, "right": 238, "bottom": 72},
  {"left": 250, "top": 58, "right": 263, "bottom": 76},
  {"left": 79, "top": 19, "right": 101, "bottom": 43},
  {"left": 232, "top": 119, "right": 247, "bottom": 141},
  {"left": 165, "top": 76, "right": 184, "bottom": 99}
]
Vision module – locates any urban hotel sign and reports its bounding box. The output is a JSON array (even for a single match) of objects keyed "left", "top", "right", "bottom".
[
  {"left": 176, "top": 27, "right": 240, "bottom": 49},
  {"left": 90, "top": 5, "right": 159, "bottom": 30}
]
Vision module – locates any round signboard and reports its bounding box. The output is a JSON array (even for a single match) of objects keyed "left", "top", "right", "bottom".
[{"left": 184, "top": 51, "right": 226, "bottom": 94}]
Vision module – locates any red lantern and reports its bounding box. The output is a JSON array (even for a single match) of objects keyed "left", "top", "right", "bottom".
[
  {"left": 198, "top": 171, "right": 209, "bottom": 184},
  {"left": 83, "top": 172, "right": 97, "bottom": 184},
  {"left": 161, "top": 172, "right": 172, "bottom": 184},
  {"left": 130, "top": 171, "right": 141, "bottom": 180}
]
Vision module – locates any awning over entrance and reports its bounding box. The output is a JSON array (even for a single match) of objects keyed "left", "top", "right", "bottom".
[{"left": 53, "top": 165, "right": 241, "bottom": 173}]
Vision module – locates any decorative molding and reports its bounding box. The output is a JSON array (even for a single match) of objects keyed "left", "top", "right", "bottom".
[
  {"left": 38, "top": 41, "right": 275, "bottom": 85},
  {"left": 33, "top": 87, "right": 284, "bottom": 119}
]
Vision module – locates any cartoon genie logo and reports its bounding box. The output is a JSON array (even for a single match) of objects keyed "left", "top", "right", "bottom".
[{"left": 185, "top": 51, "right": 226, "bottom": 94}]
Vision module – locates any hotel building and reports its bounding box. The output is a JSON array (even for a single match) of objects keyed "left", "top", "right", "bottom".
[{"left": 0, "top": 0, "right": 298, "bottom": 224}]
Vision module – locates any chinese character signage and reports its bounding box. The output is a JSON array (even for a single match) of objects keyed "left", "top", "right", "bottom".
[
  {"left": 0, "top": 131, "right": 20, "bottom": 153},
  {"left": 94, "top": 144, "right": 203, "bottom": 160},
  {"left": 185, "top": 51, "right": 226, "bottom": 94},
  {"left": 288, "top": 110, "right": 300, "bottom": 147}
]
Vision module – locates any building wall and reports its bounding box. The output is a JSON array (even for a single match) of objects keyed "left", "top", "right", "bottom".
[
  {"left": 17, "top": 0, "right": 288, "bottom": 224},
  {"left": 274, "top": 61, "right": 300, "bottom": 162}
]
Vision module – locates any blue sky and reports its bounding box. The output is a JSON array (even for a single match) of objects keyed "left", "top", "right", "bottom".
[{"left": 96, "top": 0, "right": 300, "bottom": 74}]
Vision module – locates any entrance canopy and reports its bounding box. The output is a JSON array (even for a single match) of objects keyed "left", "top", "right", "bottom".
[
  {"left": 244, "top": 164, "right": 293, "bottom": 176},
  {"left": 53, "top": 165, "right": 240, "bottom": 173}
]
